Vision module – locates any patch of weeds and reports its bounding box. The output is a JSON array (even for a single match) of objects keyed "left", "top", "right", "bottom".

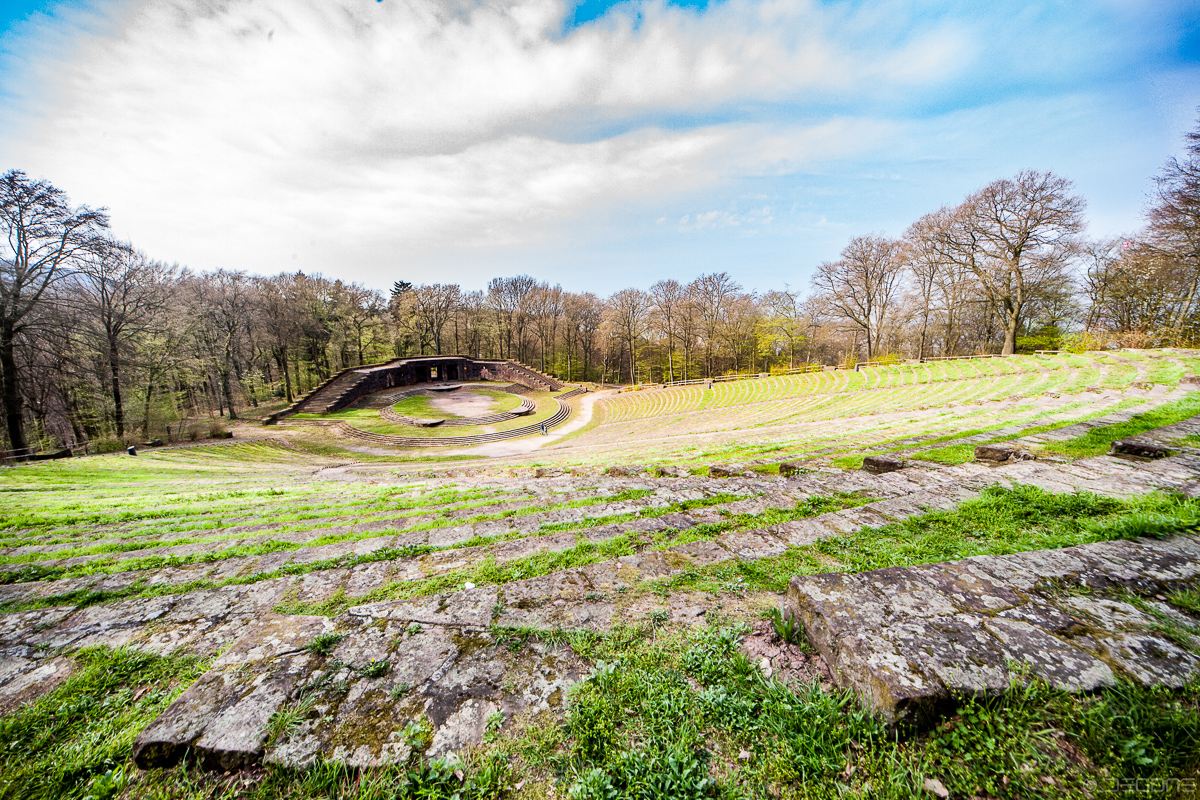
[
  {"left": 1083, "top": 493, "right": 1200, "bottom": 540},
  {"left": 390, "top": 682, "right": 412, "bottom": 701},
  {"left": 359, "top": 658, "right": 392, "bottom": 678},
  {"left": 1171, "top": 588, "right": 1200, "bottom": 617},
  {"left": 829, "top": 454, "right": 865, "bottom": 470},
  {"left": 266, "top": 694, "right": 317, "bottom": 746},
  {"left": 484, "top": 710, "right": 505, "bottom": 743},
  {"left": 923, "top": 679, "right": 1091, "bottom": 797},
  {"left": 765, "top": 607, "right": 807, "bottom": 648},
  {"left": 304, "top": 631, "right": 345, "bottom": 656},
  {"left": 812, "top": 484, "right": 1160, "bottom": 573}
]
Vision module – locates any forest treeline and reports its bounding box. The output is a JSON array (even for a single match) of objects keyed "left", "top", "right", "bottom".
[{"left": 2, "top": 120, "right": 1198, "bottom": 454}]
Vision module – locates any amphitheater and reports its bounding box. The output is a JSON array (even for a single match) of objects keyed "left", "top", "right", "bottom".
[{"left": 2, "top": 349, "right": 1200, "bottom": 797}]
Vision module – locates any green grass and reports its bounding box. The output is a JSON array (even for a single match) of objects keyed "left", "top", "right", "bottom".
[
  {"left": 1042, "top": 391, "right": 1200, "bottom": 459},
  {"left": 645, "top": 485, "right": 1200, "bottom": 598},
  {"left": 508, "top": 619, "right": 1200, "bottom": 800},
  {"left": 913, "top": 397, "right": 1148, "bottom": 465},
  {"left": 1146, "top": 360, "right": 1186, "bottom": 387},
  {"left": 0, "top": 646, "right": 209, "bottom": 800}
]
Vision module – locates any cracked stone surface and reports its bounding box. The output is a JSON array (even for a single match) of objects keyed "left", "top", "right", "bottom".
[
  {"left": 4, "top": 447, "right": 1200, "bottom": 768},
  {"left": 788, "top": 534, "right": 1200, "bottom": 725}
]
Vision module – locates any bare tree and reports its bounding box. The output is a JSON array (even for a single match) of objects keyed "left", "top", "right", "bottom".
[
  {"left": 761, "top": 286, "right": 805, "bottom": 368},
  {"left": 529, "top": 283, "right": 564, "bottom": 374},
  {"left": 813, "top": 235, "right": 904, "bottom": 360},
  {"left": 74, "top": 245, "right": 175, "bottom": 437},
  {"left": 608, "top": 288, "right": 651, "bottom": 383},
  {"left": 689, "top": 272, "right": 740, "bottom": 376},
  {"left": 0, "top": 171, "right": 109, "bottom": 452},
  {"left": 952, "top": 171, "right": 1085, "bottom": 354},
  {"left": 649, "top": 280, "right": 685, "bottom": 381},
  {"left": 1147, "top": 114, "right": 1200, "bottom": 336}
]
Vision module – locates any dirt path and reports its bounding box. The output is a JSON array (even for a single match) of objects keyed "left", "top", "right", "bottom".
[{"left": 438, "top": 390, "right": 612, "bottom": 458}]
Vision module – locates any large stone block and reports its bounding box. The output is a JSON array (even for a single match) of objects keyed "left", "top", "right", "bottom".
[{"left": 862, "top": 455, "right": 907, "bottom": 475}]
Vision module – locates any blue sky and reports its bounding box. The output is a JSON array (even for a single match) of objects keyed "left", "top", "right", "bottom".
[{"left": 2, "top": 0, "right": 1199, "bottom": 296}]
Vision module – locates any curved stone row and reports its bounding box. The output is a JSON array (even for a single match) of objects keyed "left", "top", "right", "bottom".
[
  {"left": 379, "top": 396, "right": 536, "bottom": 427},
  {"left": 336, "top": 388, "right": 584, "bottom": 448}
]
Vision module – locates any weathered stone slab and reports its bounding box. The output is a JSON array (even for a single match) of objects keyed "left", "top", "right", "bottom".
[
  {"left": 829, "top": 631, "right": 937, "bottom": 725},
  {"left": 668, "top": 539, "right": 735, "bottom": 567},
  {"left": 766, "top": 518, "right": 838, "bottom": 547},
  {"left": 906, "top": 561, "right": 1024, "bottom": 613},
  {"left": 996, "top": 602, "right": 1086, "bottom": 635},
  {"left": 862, "top": 455, "right": 907, "bottom": 474},
  {"left": 787, "top": 572, "right": 887, "bottom": 661},
  {"left": 861, "top": 566, "right": 959, "bottom": 619},
  {"left": 1111, "top": 438, "right": 1174, "bottom": 459},
  {"left": 1057, "top": 597, "right": 1156, "bottom": 632},
  {"left": 266, "top": 625, "right": 583, "bottom": 768},
  {"left": 347, "top": 587, "right": 498, "bottom": 628},
  {"left": 708, "top": 464, "right": 747, "bottom": 478},
  {"left": 133, "top": 668, "right": 251, "bottom": 769},
  {"left": 863, "top": 495, "right": 927, "bottom": 521},
  {"left": 788, "top": 536, "right": 1200, "bottom": 723},
  {"left": 499, "top": 569, "right": 593, "bottom": 607},
  {"left": 982, "top": 617, "right": 1116, "bottom": 692},
  {"left": 211, "top": 614, "right": 332, "bottom": 668},
  {"left": 883, "top": 616, "right": 1011, "bottom": 695},
  {"left": 192, "top": 652, "right": 317, "bottom": 771},
  {"left": 0, "top": 648, "right": 73, "bottom": 714},
  {"left": 822, "top": 507, "right": 893, "bottom": 534},
  {"left": 975, "top": 443, "right": 1035, "bottom": 463},
  {"left": 716, "top": 531, "right": 788, "bottom": 560},
  {"left": 1090, "top": 632, "right": 1200, "bottom": 687}
]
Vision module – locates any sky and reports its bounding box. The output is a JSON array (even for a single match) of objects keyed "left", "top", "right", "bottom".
[{"left": 1, "top": 0, "right": 1199, "bottom": 297}]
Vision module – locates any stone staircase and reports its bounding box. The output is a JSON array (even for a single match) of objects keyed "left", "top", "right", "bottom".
[
  {"left": 289, "top": 370, "right": 370, "bottom": 415},
  {"left": 5, "top": 436, "right": 1200, "bottom": 771}
]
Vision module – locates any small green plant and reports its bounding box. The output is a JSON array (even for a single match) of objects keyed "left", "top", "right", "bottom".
[
  {"left": 359, "top": 658, "right": 392, "bottom": 678},
  {"left": 304, "top": 631, "right": 346, "bottom": 656},
  {"left": 766, "top": 606, "right": 805, "bottom": 646},
  {"left": 389, "top": 682, "right": 412, "bottom": 701},
  {"left": 267, "top": 695, "right": 316, "bottom": 745},
  {"left": 484, "top": 709, "right": 505, "bottom": 742}
]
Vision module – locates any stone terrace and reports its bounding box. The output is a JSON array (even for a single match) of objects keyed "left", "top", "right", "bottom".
[{"left": 2, "top": 440, "right": 1200, "bottom": 770}]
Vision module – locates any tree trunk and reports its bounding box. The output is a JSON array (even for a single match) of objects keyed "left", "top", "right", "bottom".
[
  {"left": 277, "top": 346, "right": 293, "bottom": 402},
  {"left": 221, "top": 370, "right": 238, "bottom": 420},
  {"left": 0, "top": 328, "right": 28, "bottom": 455},
  {"left": 108, "top": 335, "right": 125, "bottom": 438},
  {"left": 143, "top": 367, "right": 157, "bottom": 435}
]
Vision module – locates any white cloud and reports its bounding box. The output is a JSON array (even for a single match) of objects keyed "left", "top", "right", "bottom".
[
  {"left": 4, "top": 0, "right": 1182, "bottom": 292},
  {"left": 0, "top": 0, "right": 973, "bottom": 279},
  {"left": 678, "top": 204, "right": 773, "bottom": 232}
]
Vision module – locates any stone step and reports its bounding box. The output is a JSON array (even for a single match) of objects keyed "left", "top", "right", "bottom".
[
  {"left": 10, "top": 448, "right": 1200, "bottom": 772},
  {"left": 786, "top": 534, "right": 1200, "bottom": 727}
]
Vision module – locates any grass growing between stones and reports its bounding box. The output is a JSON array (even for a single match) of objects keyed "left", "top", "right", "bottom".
[
  {"left": 1041, "top": 391, "right": 1200, "bottom": 459},
  {"left": 277, "top": 494, "right": 873, "bottom": 618},
  {"left": 644, "top": 485, "right": 1200, "bottom": 598},
  {"left": 910, "top": 398, "right": 1148, "bottom": 465},
  {"left": 489, "top": 620, "right": 1200, "bottom": 800},
  {"left": 0, "top": 645, "right": 208, "bottom": 800},
  {"left": 10, "top": 627, "right": 1199, "bottom": 800}
]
